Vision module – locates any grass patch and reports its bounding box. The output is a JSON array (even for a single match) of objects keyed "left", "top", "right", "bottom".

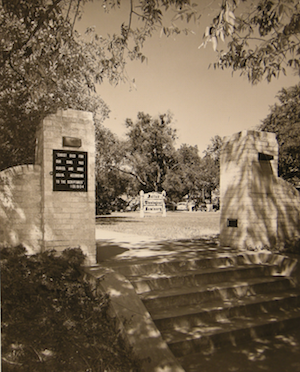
[{"left": 96, "top": 211, "right": 220, "bottom": 240}]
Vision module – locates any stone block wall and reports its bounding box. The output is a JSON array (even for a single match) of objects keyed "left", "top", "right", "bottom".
[
  {"left": 0, "top": 109, "right": 96, "bottom": 264},
  {"left": 0, "top": 164, "right": 42, "bottom": 253},
  {"left": 220, "top": 130, "right": 300, "bottom": 251},
  {"left": 36, "top": 109, "right": 96, "bottom": 264}
]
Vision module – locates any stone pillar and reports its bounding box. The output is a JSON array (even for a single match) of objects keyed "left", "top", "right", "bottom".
[
  {"left": 220, "top": 130, "right": 279, "bottom": 250},
  {"left": 36, "top": 109, "right": 96, "bottom": 264},
  {"left": 140, "top": 190, "right": 145, "bottom": 218},
  {"left": 162, "top": 190, "right": 167, "bottom": 217}
]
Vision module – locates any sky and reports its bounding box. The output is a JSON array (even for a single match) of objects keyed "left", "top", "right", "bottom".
[{"left": 77, "top": 1, "right": 299, "bottom": 155}]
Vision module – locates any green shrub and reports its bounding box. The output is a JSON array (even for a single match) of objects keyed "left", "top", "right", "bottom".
[{"left": 1, "top": 246, "right": 140, "bottom": 372}]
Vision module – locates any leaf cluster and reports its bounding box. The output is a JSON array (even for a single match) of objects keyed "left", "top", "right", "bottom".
[
  {"left": 1, "top": 246, "right": 140, "bottom": 372},
  {"left": 202, "top": 0, "right": 300, "bottom": 83},
  {"left": 259, "top": 84, "right": 300, "bottom": 185},
  {"left": 0, "top": 0, "right": 110, "bottom": 170}
]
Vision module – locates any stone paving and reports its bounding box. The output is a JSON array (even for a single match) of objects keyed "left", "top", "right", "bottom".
[{"left": 95, "top": 225, "right": 220, "bottom": 263}]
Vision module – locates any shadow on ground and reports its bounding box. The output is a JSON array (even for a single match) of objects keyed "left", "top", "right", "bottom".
[
  {"left": 184, "top": 329, "right": 300, "bottom": 372},
  {"left": 96, "top": 235, "right": 220, "bottom": 263},
  {"left": 96, "top": 216, "right": 143, "bottom": 226},
  {"left": 95, "top": 226, "right": 300, "bottom": 371}
]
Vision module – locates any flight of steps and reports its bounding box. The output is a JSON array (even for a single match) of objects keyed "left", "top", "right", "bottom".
[{"left": 102, "top": 248, "right": 300, "bottom": 371}]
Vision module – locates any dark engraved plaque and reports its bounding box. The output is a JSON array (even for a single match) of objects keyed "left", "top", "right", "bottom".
[
  {"left": 53, "top": 150, "right": 88, "bottom": 191},
  {"left": 227, "top": 219, "right": 238, "bottom": 227}
]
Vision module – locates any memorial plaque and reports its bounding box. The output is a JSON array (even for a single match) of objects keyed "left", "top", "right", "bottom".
[
  {"left": 53, "top": 150, "right": 88, "bottom": 191},
  {"left": 227, "top": 218, "right": 238, "bottom": 227}
]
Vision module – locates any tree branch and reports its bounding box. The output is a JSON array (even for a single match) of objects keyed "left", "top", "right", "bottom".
[
  {"left": 109, "top": 165, "right": 147, "bottom": 186},
  {"left": 72, "top": 0, "right": 81, "bottom": 31},
  {"left": 66, "top": 0, "right": 73, "bottom": 21}
]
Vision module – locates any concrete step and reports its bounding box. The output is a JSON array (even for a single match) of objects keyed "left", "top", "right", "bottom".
[
  {"left": 100, "top": 247, "right": 299, "bottom": 370},
  {"left": 166, "top": 306, "right": 300, "bottom": 357},
  {"left": 102, "top": 251, "right": 295, "bottom": 278},
  {"left": 104, "top": 255, "right": 239, "bottom": 277},
  {"left": 141, "top": 276, "right": 295, "bottom": 312},
  {"left": 129, "top": 264, "right": 282, "bottom": 294},
  {"left": 178, "top": 325, "right": 300, "bottom": 372},
  {"left": 153, "top": 290, "right": 300, "bottom": 333}
]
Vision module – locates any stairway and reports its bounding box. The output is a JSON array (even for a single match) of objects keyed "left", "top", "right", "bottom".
[{"left": 101, "top": 247, "right": 300, "bottom": 371}]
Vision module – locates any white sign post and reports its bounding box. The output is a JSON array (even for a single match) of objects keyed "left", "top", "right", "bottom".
[{"left": 140, "top": 190, "right": 166, "bottom": 218}]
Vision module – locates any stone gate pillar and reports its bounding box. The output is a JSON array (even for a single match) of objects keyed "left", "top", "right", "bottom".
[
  {"left": 36, "top": 109, "right": 96, "bottom": 264},
  {"left": 220, "top": 130, "right": 279, "bottom": 250}
]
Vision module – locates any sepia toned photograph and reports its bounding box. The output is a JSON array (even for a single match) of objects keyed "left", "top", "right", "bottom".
[{"left": 1, "top": 0, "right": 300, "bottom": 371}]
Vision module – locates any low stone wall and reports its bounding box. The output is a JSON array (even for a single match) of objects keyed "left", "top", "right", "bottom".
[{"left": 0, "top": 164, "right": 42, "bottom": 253}]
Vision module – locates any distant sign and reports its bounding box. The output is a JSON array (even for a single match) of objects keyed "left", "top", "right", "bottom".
[
  {"left": 53, "top": 150, "right": 87, "bottom": 192},
  {"left": 140, "top": 190, "right": 166, "bottom": 217},
  {"left": 144, "top": 192, "right": 164, "bottom": 212}
]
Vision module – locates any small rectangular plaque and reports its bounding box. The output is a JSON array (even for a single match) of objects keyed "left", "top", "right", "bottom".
[
  {"left": 227, "top": 219, "right": 238, "bottom": 227},
  {"left": 258, "top": 152, "right": 274, "bottom": 161},
  {"left": 53, "top": 150, "right": 87, "bottom": 192},
  {"left": 62, "top": 136, "right": 82, "bottom": 148}
]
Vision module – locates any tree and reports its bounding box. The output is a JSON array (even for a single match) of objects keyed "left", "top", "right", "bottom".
[
  {"left": 4, "top": 0, "right": 296, "bottom": 172},
  {"left": 163, "top": 144, "right": 203, "bottom": 202},
  {"left": 123, "top": 112, "right": 177, "bottom": 192},
  {"left": 0, "top": 0, "right": 196, "bottom": 170},
  {"left": 203, "top": 135, "right": 223, "bottom": 164},
  {"left": 202, "top": 0, "right": 300, "bottom": 83},
  {"left": 163, "top": 138, "right": 223, "bottom": 204},
  {"left": 259, "top": 84, "right": 300, "bottom": 186},
  {"left": 95, "top": 122, "right": 138, "bottom": 213},
  {"left": 0, "top": 0, "right": 110, "bottom": 169}
]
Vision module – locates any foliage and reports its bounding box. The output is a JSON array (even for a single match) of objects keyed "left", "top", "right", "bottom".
[
  {"left": 198, "top": 155, "right": 220, "bottom": 200},
  {"left": 94, "top": 114, "right": 222, "bottom": 206},
  {"left": 3, "top": 0, "right": 298, "bottom": 170},
  {"left": 203, "top": 135, "right": 223, "bottom": 162},
  {"left": 202, "top": 0, "right": 300, "bottom": 83},
  {"left": 163, "top": 144, "right": 202, "bottom": 201},
  {"left": 1, "top": 246, "right": 140, "bottom": 372},
  {"left": 95, "top": 122, "right": 138, "bottom": 214},
  {"left": 0, "top": 0, "right": 111, "bottom": 170},
  {"left": 123, "top": 112, "right": 178, "bottom": 192},
  {"left": 0, "top": 0, "right": 197, "bottom": 170},
  {"left": 259, "top": 84, "right": 300, "bottom": 185},
  {"left": 163, "top": 137, "right": 222, "bottom": 203},
  {"left": 201, "top": 134, "right": 223, "bottom": 194}
]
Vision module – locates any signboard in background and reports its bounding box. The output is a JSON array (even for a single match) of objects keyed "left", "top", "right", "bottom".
[
  {"left": 140, "top": 190, "right": 166, "bottom": 218},
  {"left": 53, "top": 150, "right": 88, "bottom": 191}
]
